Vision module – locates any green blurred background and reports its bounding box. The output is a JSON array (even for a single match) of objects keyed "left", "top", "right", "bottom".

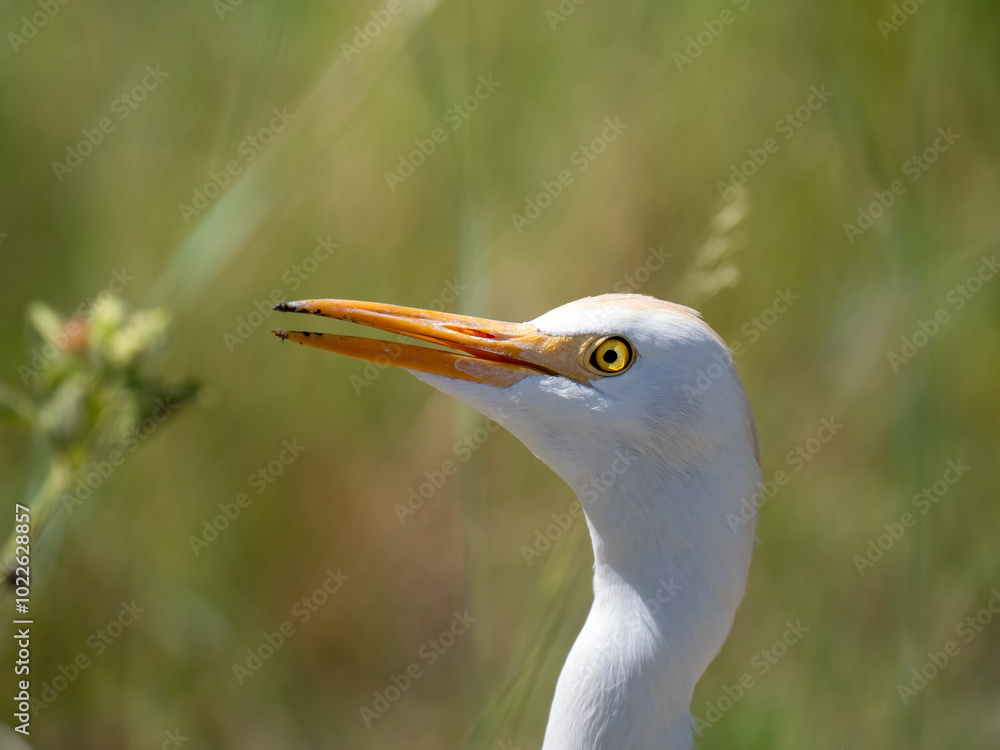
[{"left": 1, "top": 0, "right": 999, "bottom": 747}]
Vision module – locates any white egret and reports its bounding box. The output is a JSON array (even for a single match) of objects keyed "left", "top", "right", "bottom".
[{"left": 274, "top": 293, "right": 760, "bottom": 750}]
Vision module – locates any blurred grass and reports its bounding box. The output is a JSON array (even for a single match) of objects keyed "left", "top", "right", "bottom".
[{"left": 1, "top": 0, "right": 999, "bottom": 748}]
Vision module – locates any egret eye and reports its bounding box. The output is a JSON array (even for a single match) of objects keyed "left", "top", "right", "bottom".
[{"left": 587, "top": 336, "right": 634, "bottom": 375}]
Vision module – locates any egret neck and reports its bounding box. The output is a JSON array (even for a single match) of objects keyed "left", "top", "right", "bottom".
[
  {"left": 273, "top": 293, "right": 761, "bottom": 750},
  {"left": 533, "top": 432, "right": 755, "bottom": 750}
]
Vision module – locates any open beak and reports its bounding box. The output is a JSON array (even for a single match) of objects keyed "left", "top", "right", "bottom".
[{"left": 272, "top": 299, "right": 590, "bottom": 387}]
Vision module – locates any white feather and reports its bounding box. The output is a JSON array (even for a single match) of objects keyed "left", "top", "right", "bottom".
[{"left": 412, "top": 294, "right": 760, "bottom": 749}]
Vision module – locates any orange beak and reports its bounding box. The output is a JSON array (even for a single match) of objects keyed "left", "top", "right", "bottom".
[{"left": 272, "top": 299, "right": 593, "bottom": 387}]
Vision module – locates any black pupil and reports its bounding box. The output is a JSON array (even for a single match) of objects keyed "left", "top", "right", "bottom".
[{"left": 602, "top": 349, "right": 618, "bottom": 364}]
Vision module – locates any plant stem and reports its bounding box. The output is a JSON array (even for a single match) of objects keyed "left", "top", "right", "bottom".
[{"left": 0, "top": 456, "right": 73, "bottom": 588}]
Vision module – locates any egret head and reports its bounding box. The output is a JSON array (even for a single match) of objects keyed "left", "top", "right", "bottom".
[
  {"left": 273, "top": 294, "right": 759, "bottom": 539},
  {"left": 274, "top": 293, "right": 762, "bottom": 748}
]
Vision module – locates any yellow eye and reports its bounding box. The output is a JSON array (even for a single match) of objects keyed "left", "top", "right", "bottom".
[{"left": 587, "top": 336, "right": 634, "bottom": 375}]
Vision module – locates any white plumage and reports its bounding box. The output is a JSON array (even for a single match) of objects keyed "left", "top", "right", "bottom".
[{"left": 275, "top": 293, "right": 761, "bottom": 749}]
